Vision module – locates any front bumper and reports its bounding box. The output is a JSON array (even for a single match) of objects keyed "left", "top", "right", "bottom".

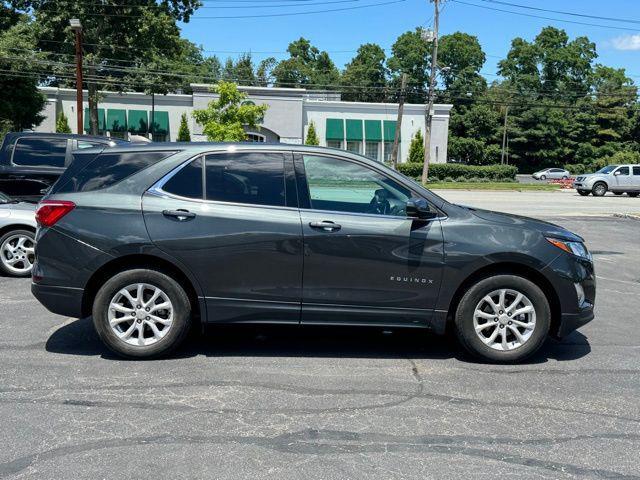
[
  {"left": 31, "top": 283, "right": 84, "bottom": 318},
  {"left": 557, "top": 303, "right": 594, "bottom": 337}
]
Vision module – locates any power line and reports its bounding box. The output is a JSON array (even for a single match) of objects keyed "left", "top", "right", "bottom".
[
  {"left": 450, "top": 0, "right": 640, "bottom": 32},
  {"left": 477, "top": 0, "right": 640, "bottom": 25},
  {"left": 56, "top": 0, "right": 365, "bottom": 9}
]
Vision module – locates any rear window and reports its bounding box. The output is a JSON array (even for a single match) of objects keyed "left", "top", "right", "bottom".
[
  {"left": 12, "top": 137, "right": 68, "bottom": 167},
  {"left": 55, "top": 151, "right": 175, "bottom": 193}
]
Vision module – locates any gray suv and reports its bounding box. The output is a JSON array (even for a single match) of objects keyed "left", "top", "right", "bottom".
[
  {"left": 573, "top": 164, "right": 640, "bottom": 197},
  {"left": 31, "top": 144, "right": 595, "bottom": 363}
]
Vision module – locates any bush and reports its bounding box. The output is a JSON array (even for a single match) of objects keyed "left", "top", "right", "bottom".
[
  {"left": 564, "top": 164, "right": 585, "bottom": 175},
  {"left": 407, "top": 130, "right": 424, "bottom": 163},
  {"left": 397, "top": 162, "right": 517, "bottom": 182}
]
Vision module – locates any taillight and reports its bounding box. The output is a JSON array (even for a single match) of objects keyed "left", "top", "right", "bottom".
[{"left": 35, "top": 200, "right": 76, "bottom": 227}]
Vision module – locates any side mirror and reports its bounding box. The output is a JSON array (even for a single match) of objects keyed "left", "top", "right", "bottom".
[
  {"left": 614, "top": 170, "right": 622, "bottom": 176},
  {"left": 406, "top": 198, "right": 438, "bottom": 220}
]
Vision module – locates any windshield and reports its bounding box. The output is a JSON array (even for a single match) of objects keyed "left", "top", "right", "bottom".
[{"left": 596, "top": 165, "right": 618, "bottom": 174}]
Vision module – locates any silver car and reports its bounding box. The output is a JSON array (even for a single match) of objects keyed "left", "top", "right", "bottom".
[
  {"left": 0, "top": 192, "right": 36, "bottom": 277},
  {"left": 573, "top": 165, "right": 640, "bottom": 197},
  {"left": 532, "top": 168, "right": 571, "bottom": 180}
]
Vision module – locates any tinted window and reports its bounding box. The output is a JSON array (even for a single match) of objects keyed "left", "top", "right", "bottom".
[
  {"left": 633, "top": 166, "right": 640, "bottom": 176},
  {"left": 12, "top": 137, "right": 67, "bottom": 167},
  {"left": 617, "top": 167, "right": 630, "bottom": 175},
  {"left": 56, "top": 151, "right": 175, "bottom": 193},
  {"left": 162, "top": 158, "right": 203, "bottom": 199},
  {"left": 205, "top": 153, "right": 285, "bottom": 207},
  {"left": 302, "top": 155, "right": 412, "bottom": 216}
]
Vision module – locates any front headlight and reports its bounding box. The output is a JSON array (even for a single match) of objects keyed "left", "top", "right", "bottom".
[{"left": 546, "top": 237, "right": 591, "bottom": 260}]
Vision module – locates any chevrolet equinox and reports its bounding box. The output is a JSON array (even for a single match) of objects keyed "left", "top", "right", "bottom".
[{"left": 31, "top": 144, "right": 595, "bottom": 362}]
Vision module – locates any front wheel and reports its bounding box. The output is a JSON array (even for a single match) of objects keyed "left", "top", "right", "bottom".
[
  {"left": 592, "top": 182, "right": 608, "bottom": 197},
  {"left": 454, "top": 275, "right": 550, "bottom": 363},
  {"left": 539, "top": 175, "right": 546, "bottom": 181},
  {"left": 628, "top": 192, "right": 639, "bottom": 198},
  {"left": 92, "top": 269, "right": 192, "bottom": 359},
  {"left": 0, "top": 229, "right": 36, "bottom": 277}
]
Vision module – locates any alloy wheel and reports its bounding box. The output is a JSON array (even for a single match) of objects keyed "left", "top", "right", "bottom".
[
  {"left": 1, "top": 234, "right": 35, "bottom": 275},
  {"left": 473, "top": 288, "right": 536, "bottom": 351},
  {"left": 108, "top": 283, "right": 174, "bottom": 347}
]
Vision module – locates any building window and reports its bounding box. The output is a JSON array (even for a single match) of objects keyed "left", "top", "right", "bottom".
[
  {"left": 346, "top": 141, "right": 362, "bottom": 154},
  {"left": 365, "top": 142, "right": 380, "bottom": 161},
  {"left": 109, "top": 131, "right": 127, "bottom": 140},
  {"left": 152, "top": 133, "right": 167, "bottom": 142},
  {"left": 327, "top": 140, "right": 342, "bottom": 149},
  {"left": 246, "top": 133, "right": 266, "bottom": 143},
  {"left": 383, "top": 142, "right": 395, "bottom": 163}
]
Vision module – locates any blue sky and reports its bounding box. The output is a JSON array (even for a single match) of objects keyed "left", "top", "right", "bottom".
[{"left": 179, "top": 0, "right": 640, "bottom": 82}]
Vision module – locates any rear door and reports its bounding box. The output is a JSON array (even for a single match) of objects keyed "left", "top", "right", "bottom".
[
  {"left": 0, "top": 136, "right": 69, "bottom": 198},
  {"left": 143, "top": 150, "right": 304, "bottom": 324},
  {"left": 633, "top": 166, "right": 640, "bottom": 190},
  {"left": 294, "top": 152, "right": 444, "bottom": 327}
]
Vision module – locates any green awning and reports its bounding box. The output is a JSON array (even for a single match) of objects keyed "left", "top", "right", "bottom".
[
  {"left": 151, "top": 111, "right": 170, "bottom": 135},
  {"left": 127, "top": 110, "right": 148, "bottom": 134},
  {"left": 83, "top": 108, "right": 106, "bottom": 133},
  {"left": 325, "top": 118, "right": 344, "bottom": 141},
  {"left": 364, "top": 120, "right": 382, "bottom": 141},
  {"left": 383, "top": 120, "right": 400, "bottom": 142},
  {"left": 345, "top": 119, "right": 363, "bottom": 141},
  {"left": 106, "top": 109, "right": 127, "bottom": 132}
]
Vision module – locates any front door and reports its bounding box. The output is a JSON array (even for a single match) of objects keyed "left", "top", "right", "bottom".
[
  {"left": 295, "top": 153, "right": 444, "bottom": 327},
  {"left": 143, "top": 151, "right": 303, "bottom": 324},
  {"left": 612, "top": 166, "right": 631, "bottom": 191}
]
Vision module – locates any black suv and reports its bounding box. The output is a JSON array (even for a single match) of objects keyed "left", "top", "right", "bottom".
[
  {"left": 0, "top": 132, "right": 127, "bottom": 200},
  {"left": 31, "top": 144, "right": 595, "bottom": 362}
]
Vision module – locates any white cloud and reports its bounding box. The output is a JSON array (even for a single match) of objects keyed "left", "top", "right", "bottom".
[{"left": 611, "top": 34, "right": 640, "bottom": 51}]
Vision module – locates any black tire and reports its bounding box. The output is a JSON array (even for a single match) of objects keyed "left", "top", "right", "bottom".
[
  {"left": 592, "top": 182, "right": 607, "bottom": 197},
  {"left": 539, "top": 175, "right": 546, "bottom": 181},
  {"left": 0, "top": 229, "right": 35, "bottom": 277},
  {"left": 454, "top": 275, "right": 551, "bottom": 363},
  {"left": 92, "top": 268, "right": 192, "bottom": 359},
  {"left": 628, "top": 192, "right": 639, "bottom": 198},
  {"left": 562, "top": 176, "right": 568, "bottom": 180},
  {"left": 614, "top": 192, "right": 623, "bottom": 196},
  {"left": 577, "top": 190, "right": 590, "bottom": 196}
]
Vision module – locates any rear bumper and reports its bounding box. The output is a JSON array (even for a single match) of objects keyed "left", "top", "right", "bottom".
[
  {"left": 31, "top": 283, "right": 84, "bottom": 318},
  {"left": 556, "top": 303, "right": 594, "bottom": 337}
]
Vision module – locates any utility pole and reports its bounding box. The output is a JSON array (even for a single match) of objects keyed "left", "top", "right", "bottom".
[
  {"left": 390, "top": 73, "right": 407, "bottom": 169},
  {"left": 150, "top": 91, "right": 155, "bottom": 140},
  {"left": 421, "top": 0, "right": 440, "bottom": 184},
  {"left": 69, "top": 19, "right": 83, "bottom": 134},
  {"left": 501, "top": 105, "right": 509, "bottom": 165}
]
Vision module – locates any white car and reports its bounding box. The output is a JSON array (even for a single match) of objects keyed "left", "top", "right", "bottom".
[
  {"left": 573, "top": 165, "right": 640, "bottom": 197},
  {"left": 0, "top": 192, "right": 36, "bottom": 277},
  {"left": 532, "top": 168, "right": 571, "bottom": 181}
]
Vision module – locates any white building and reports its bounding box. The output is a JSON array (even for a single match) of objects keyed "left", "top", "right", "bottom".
[{"left": 36, "top": 85, "right": 452, "bottom": 163}]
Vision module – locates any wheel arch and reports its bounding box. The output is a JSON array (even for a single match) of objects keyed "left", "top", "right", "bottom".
[
  {"left": 0, "top": 224, "right": 36, "bottom": 238},
  {"left": 445, "top": 262, "right": 562, "bottom": 336},
  {"left": 80, "top": 253, "right": 203, "bottom": 323}
]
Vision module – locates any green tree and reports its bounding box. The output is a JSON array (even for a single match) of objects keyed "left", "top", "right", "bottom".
[
  {"left": 407, "top": 130, "right": 424, "bottom": 163},
  {"left": 56, "top": 111, "right": 71, "bottom": 133},
  {"left": 387, "top": 28, "right": 431, "bottom": 103},
  {"left": 305, "top": 121, "right": 319, "bottom": 145},
  {"left": 19, "top": 0, "right": 201, "bottom": 134},
  {"left": 341, "top": 43, "right": 388, "bottom": 102},
  {"left": 193, "top": 81, "right": 268, "bottom": 141},
  {"left": 0, "top": 15, "right": 46, "bottom": 132},
  {"left": 273, "top": 38, "right": 340, "bottom": 88},
  {"left": 257, "top": 57, "right": 276, "bottom": 87},
  {"left": 177, "top": 112, "right": 191, "bottom": 142}
]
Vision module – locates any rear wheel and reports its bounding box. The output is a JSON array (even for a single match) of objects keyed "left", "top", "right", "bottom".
[
  {"left": 0, "top": 229, "right": 35, "bottom": 277},
  {"left": 454, "top": 275, "right": 550, "bottom": 363},
  {"left": 592, "top": 182, "right": 607, "bottom": 197},
  {"left": 577, "top": 190, "right": 590, "bottom": 196},
  {"left": 92, "top": 269, "right": 192, "bottom": 358},
  {"left": 628, "top": 192, "right": 639, "bottom": 198}
]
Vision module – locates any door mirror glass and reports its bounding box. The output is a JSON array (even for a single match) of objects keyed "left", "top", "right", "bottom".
[{"left": 406, "top": 198, "right": 437, "bottom": 220}]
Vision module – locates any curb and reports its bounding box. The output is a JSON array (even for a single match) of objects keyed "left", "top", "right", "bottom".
[{"left": 613, "top": 213, "right": 640, "bottom": 221}]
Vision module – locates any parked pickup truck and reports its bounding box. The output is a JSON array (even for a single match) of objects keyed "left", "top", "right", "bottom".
[
  {"left": 0, "top": 132, "right": 127, "bottom": 201},
  {"left": 573, "top": 164, "right": 640, "bottom": 197}
]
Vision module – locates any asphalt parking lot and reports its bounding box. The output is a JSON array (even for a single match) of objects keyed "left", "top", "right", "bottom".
[{"left": 0, "top": 192, "right": 639, "bottom": 479}]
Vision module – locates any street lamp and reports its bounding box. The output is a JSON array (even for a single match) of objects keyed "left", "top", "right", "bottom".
[{"left": 69, "top": 19, "right": 83, "bottom": 135}]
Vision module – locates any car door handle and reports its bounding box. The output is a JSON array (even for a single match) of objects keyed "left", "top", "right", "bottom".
[
  {"left": 162, "top": 209, "right": 196, "bottom": 221},
  {"left": 309, "top": 220, "right": 341, "bottom": 232}
]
